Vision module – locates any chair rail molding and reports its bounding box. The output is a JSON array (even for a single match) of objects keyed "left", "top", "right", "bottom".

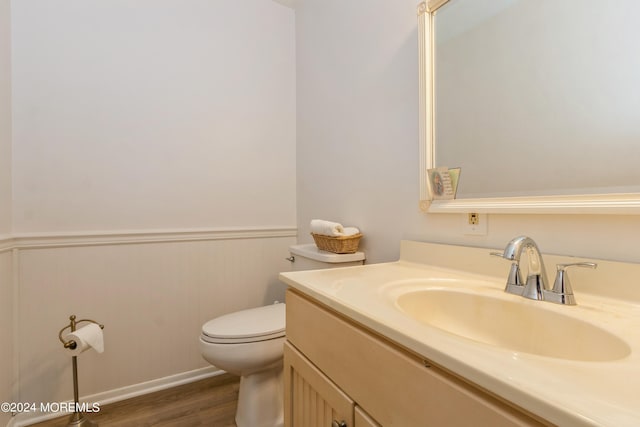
[
  {"left": 1, "top": 226, "right": 297, "bottom": 251},
  {"left": 0, "top": 235, "right": 14, "bottom": 254}
]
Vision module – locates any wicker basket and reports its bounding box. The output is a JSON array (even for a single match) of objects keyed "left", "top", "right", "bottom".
[{"left": 311, "top": 232, "right": 363, "bottom": 254}]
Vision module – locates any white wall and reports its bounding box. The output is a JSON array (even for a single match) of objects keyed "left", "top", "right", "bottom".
[
  {"left": 0, "top": 1, "right": 13, "bottom": 425},
  {"left": 0, "top": 0, "right": 11, "bottom": 235},
  {"left": 296, "top": 0, "right": 425, "bottom": 263},
  {"left": 295, "top": 0, "right": 640, "bottom": 265},
  {"left": 11, "top": 0, "right": 296, "bottom": 233}
]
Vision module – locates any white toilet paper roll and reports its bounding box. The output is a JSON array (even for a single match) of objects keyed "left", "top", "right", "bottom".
[{"left": 64, "top": 323, "right": 104, "bottom": 356}]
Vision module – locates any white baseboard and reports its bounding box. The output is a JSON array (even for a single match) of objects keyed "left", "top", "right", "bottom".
[{"left": 8, "top": 366, "right": 223, "bottom": 427}]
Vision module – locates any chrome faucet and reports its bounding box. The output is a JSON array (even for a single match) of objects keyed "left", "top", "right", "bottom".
[
  {"left": 492, "top": 236, "right": 549, "bottom": 300},
  {"left": 492, "top": 236, "right": 597, "bottom": 305}
]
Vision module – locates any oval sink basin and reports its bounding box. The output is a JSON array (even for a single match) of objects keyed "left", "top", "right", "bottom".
[{"left": 396, "top": 289, "right": 630, "bottom": 361}]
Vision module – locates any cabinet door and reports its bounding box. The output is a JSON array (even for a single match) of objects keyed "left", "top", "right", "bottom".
[
  {"left": 284, "top": 342, "right": 354, "bottom": 427},
  {"left": 355, "top": 406, "right": 381, "bottom": 427}
]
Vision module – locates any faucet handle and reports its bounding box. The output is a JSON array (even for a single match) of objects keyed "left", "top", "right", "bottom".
[
  {"left": 547, "top": 262, "right": 597, "bottom": 305},
  {"left": 556, "top": 262, "right": 598, "bottom": 271},
  {"left": 490, "top": 252, "right": 524, "bottom": 295}
]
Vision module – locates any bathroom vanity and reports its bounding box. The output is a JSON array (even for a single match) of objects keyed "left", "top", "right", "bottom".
[
  {"left": 279, "top": 241, "right": 640, "bottom": 427},
  {"left": 284, "top": 289, "right": 546, "bottom": 426}
]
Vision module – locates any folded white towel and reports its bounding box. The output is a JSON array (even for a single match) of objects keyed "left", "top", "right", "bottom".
[
  {"left": 343, "top": 227, "right": 360, "bottom": 236},
  {"left": 310, "top": 219, "right": 345, "bottom": 236},
  {"left": 310, "top": 220, "right": 361, "bottom": 237}
]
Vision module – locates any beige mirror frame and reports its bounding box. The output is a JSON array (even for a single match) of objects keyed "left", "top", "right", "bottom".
[{"left": 417, "top": 0, "right": 640, "bottom": 214}]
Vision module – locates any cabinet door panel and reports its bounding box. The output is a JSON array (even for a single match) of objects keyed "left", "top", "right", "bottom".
[
  {"left": 284, "top": 342, "right": 354, "bottom": 427},
  {"left": 355, "top": 406, "right": 381, "bottom": 427}
]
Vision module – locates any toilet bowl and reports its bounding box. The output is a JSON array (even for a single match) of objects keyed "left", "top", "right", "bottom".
[
  {"left": 200, "top": 303, "right": 286, "bottom": 427},
  {"left": 199, "top": 244, "right": 365, "bottom": 427}
]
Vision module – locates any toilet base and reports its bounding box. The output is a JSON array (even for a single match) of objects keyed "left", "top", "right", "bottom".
[{"left": 235, "top": 363, "right": 284, "bottom": 427}]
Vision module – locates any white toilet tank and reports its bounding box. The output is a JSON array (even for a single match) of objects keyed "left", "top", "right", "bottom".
[{"left": 288, "top": 244, "right": 365, "bottom": 271}]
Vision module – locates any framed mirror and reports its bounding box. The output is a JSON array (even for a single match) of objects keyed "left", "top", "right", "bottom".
[{"left": 418, "top": 0, "right": 640, "bottom": 214}]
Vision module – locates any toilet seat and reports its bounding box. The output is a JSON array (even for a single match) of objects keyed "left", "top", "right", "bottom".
[{"left": 201, "top": 303, "right": 285, "bottom": 344}]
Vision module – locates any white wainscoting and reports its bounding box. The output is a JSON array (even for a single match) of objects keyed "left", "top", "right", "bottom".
[
  {"left": 0, "top": 246, "right": 14, "bottom": 427},
  {"left": 2, "top": 227, "right": 296, "bottom": 427}
]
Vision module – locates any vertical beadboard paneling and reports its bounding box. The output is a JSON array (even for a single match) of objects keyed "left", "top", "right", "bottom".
[
  {"left": 291, "top": 368, "right": 342, "bottom": 426},
  {"left": 0, "top": 249, "right": 13, "bottom": 427},
  {"left": 284, "top": 342, "right": 354, "bottom": 427},
  {"left": 17, "top": 234, "right": 295, "bottom": 406}
]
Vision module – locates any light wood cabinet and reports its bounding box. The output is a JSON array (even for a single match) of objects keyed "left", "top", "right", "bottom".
[
  {"left": 284, "top": 342, "right": 381, "bottom": 427},
  {"left": 284, "top": 289, "right": 551, "bottom": 427},
  {"left": 355, "top": 406, "right": 381, "bottom": 427},
  {"left": 284, "top": 341, "right": 354, "bottom": 427}
]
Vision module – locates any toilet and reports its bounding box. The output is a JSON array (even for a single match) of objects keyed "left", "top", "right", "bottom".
[{"left": 199, "top": 243, "right": 365, "bottom": 427}]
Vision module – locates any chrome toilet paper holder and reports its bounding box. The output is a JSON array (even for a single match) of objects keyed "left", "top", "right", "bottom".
[{"left": 58, "top": 315, "right": 105, "bottom": 427}]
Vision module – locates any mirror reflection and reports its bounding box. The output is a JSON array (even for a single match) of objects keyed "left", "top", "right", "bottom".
[{"left": 434, "top": 0, "right": 640, "bottom": 198}]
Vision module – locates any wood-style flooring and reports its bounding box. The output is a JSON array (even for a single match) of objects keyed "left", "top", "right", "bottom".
[{"left": 29, "top": 373, "right": 239, "bottom": 427}]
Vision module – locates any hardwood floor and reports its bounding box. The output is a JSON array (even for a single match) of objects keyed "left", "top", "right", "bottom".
[{"left": 30, "top": 373, "right": 240, "bottom": 427}]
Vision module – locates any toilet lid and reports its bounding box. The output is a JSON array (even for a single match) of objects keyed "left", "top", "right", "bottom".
[{"left": 201, "top": 303, "right": 286, "bottom": 344}]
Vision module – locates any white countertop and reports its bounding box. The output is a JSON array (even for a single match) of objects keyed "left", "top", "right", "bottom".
[{"left": 279, "top": 241, "right": 640, "bottom": 427}]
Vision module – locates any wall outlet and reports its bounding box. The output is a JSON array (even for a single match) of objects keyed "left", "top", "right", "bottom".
[
  {"left": 468, "top": 213, "right": 479, "bottom": 225},
  {"left": 464, "top": 213, "right": 487, "bottom": 235}
]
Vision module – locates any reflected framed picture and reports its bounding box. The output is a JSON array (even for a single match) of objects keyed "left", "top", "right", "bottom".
[{"left": 427, "top": 167, "right": 460, "bottom": 200}]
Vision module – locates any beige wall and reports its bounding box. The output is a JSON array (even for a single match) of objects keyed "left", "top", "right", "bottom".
[{"left": 295, "top": 0, "right": 640, "bottom": 266}]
